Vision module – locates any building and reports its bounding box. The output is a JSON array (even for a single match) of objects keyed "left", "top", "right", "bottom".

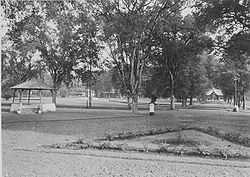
[{"left": 205, "top": 87, "right": 223, "bottom": 100}]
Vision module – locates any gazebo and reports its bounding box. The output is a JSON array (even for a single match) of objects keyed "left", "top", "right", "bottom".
[
  {"left": 10, "top": 78, "right": 56, "bottom": 114},
  {"left": 205, "top": 87, "right": 224, "bottom": 100}
]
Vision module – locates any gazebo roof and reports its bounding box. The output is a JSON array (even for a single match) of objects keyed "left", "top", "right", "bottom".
[{"left": 11, "top": 78, "right": 54, "bottom": 90}]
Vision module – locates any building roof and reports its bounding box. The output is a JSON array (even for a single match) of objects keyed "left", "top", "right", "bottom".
[
  {"left": 206, "top": 87, "right": 223, "bottom": 96},
  {"left": 11, "top": 78, "right": 54, "bottom": 90}
]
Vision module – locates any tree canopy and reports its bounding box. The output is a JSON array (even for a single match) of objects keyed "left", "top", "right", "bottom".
[
  {"left": 2, "top": 0, "right": 101, "bottom": 103},
  {"left": 194, "top": 0, "right": 250, "bottom": 108},
  {"left": 2, "top": 0, "right": 249, "bottom": 111}
]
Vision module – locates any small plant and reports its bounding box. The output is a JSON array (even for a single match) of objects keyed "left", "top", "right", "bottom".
[
  {"left": 100, "top": 141, "right": 111, "bottom": 149},
  {"left": 75, "top": 138, "right": 85, "bottom": 144},
  {"left": 47, "top": 143, "right": 62, "bottom": 149},
  {"left": 116, "top": 143, "right": 129, "bottom": 151},
  {"left": 196, "top": 145, "right": 210, "bottom": 156},
  {"left": 215, "top": 147, "right": 229, "bottom": 159},
  {"left": 105, "top": 133, "right": 115, "bottom": 141},
  {"left": 143, "top": 144, "right": 149, "bottom": 152}
]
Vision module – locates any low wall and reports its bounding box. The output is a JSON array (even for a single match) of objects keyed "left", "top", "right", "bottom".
[
  {"left": 40, "top": 103, "right": 56, "bottom": 112},
  {"left": 10, "top": 103, "right": 56, "bottom": 114}
]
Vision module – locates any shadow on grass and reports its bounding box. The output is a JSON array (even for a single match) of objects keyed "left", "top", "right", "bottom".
[
  {"left": 57, "top": 105, "right": 148, "bottom": 111},
  {"left": 1, "top": 102, "right": 148, "bottom": 112}
]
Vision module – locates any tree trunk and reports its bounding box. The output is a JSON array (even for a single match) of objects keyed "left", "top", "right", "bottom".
[
  {"left": 52, "top": 90, "right": 57, "bottom": 104},
  {"left": 182, "top": 98, "right": 185, "bottom": 107},
  {"left": 189, "top": 97, "right": 193, "bottom": 105},
  {"left": 243, "top": 90, "right": 246, "bottom": 110},
  {"left": 150, "top": 94, "right": 157, "bottom": 104},
  {"left": 131, "top": 94, "right": 138, "bottom": 114},
  {"left": 170, "top": 94, "right": 175, "bottom": 110},
  {"left": 169, "top": 72, "right": 175, "bottom": 110},
  {"left": 238, "top": 96, "right": 241, "bottom": 108},
  {"left": 88, "top": 88, "right": 92, "bottom": 108},
  {"left": 127, "top": 96, "right": 131, "bottom": 109}
]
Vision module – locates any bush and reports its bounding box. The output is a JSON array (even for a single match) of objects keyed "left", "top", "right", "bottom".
[{"left": 2, "top": 93, "right": 12, "bottom": 100}]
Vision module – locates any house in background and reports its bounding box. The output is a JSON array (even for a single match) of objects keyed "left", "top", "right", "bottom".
[{"left": 205, "top": 87, "right": 224, "bottom": 100}]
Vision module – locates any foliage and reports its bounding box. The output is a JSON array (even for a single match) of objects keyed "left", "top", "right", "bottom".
[
  {"left": 212, "top": 65, "right": 234, "bottom": 100},
  {"left": 2, "top": 1, "right": 101, "bottom": 103},
  {"left": 1, "top": 45, "right": 44, "bottom": 94},
  {"left": 1, "top": 92, "right": 12, "bottom": 100},
  {"left": 92, "top": 71, "right": 114, "bottom": 97},
  {"left": 194, "top": 0, "right": 250, "bottom": 33},
  {"left": 194, "top": 0, "right": 250, "bottom": 107},
  {"left": 145, "top": 14, "right": 213, "bottom": 106},
  {"left": 111, "top": 64, "right": 131, "bottom": 97},
  {"left": 143, "top": 66, "right": 170, "bottom": 99},
  {"left": 91, "top": 0, "right": 187, "bottom": 113}
]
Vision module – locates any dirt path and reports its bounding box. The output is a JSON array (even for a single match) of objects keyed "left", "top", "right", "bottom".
[{"left": 2, "top": 130, "right": 250, "bottom": 177}]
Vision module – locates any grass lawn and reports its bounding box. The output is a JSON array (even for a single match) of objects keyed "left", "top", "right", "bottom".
[{"left": 2, "top": 97, "right": 250, "bottom": 140}]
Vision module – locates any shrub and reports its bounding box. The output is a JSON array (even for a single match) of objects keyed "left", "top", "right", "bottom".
[{"left": 2, "top": 93, "right": 12, "bottom": 100}]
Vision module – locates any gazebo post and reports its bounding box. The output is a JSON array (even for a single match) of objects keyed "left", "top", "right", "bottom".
[
  {"left": 39, "top": 89, "right": 42, "bottom": 104},
  {"left": 50, "top": 90, "right": 53, "bottom": 103},
  {"left": 12, "top": 89, "right": 16, "bottom": 104},
  {"left": 19, "top": 89, "right": 23, "bottom": 104},
  {"left": 28, "top": 90, "right": 31, "bottom": 104},
  {"left": 39, "top": 89, "right": 42, "bottom": 113},
  {"left": 18, "top": 89, "right": 23, "bottom": 113}
]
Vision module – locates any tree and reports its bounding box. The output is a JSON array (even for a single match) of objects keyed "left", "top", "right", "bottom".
[
  {"left": 148, "top": 14, "right": 213, "bottom": 109},
  {"left": 91, "top": 0, "right": 187, "bottom": 114},
  {"left": 222, "top": 33, "right": 250, "bottom": 108},
  {"left": 174, "top": 55, "right": 210, "bottom": 106},
  {"left": 186, "top": 55, "right": 210, "bottom": 105},
  {"left": 2, "top": 1, "right": 101, "bottom": 104},
  {"left": 1, "top": 32, "right": 44, "bottom": 96},
  {"left": 194, "top": 0, "right": 250, "bottom": 33},
  {"left": 1, "top": 1, "right": 45, "bottom": 93},
  {"left": 213, "top": 66, "right": 235, "bottom": 102},
  {"left": 93, "top": 71, "right": 114, "bottom": 97},
  {"left": 110, "top": 65, "right": 132, "bottom": 108},
  {"left": 143, "top": 66, "right": 170, "bottom": 103},
  {"left": 194, "top": 0, "right": 250, "bottom": 109},
  {"left": 38, "top": 1, "right": 101, "bottom": 104},
  {"left": 1, "top": 50, "right": 43, "bottom": 98}
]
